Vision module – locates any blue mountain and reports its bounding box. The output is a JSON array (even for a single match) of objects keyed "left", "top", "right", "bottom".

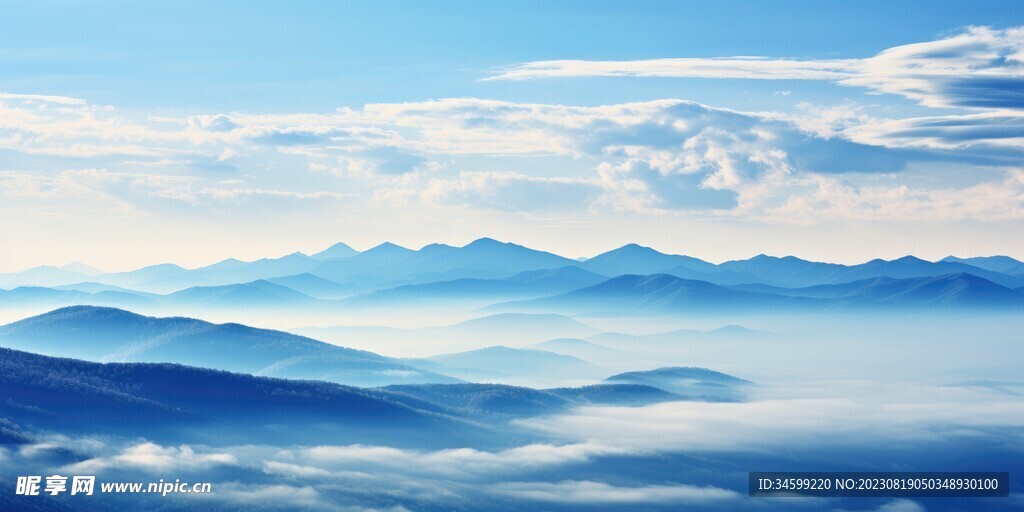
[
  {"left": 718, "top": 254, "right": 1024, "bottom": 289},
  {"left": 577, "top": 243, "right": 716, "bottom": 275},
  {"left": 495, "top": 274, "right": 816, "bottom": 314},
  {"left": 0, "top": 306, "right": 455, "bottom": 386},
  {"left": 0, "top": 347, "right": 475, "bottom": 447},
  {"left": 384, "top": 383, "right": 678, "bottom": 417},
  {"left": 731, "top": 273, "right": 1024, "bottom": 306},
  {"left": 312, "top": 241, "right": 360, "bottom": 259},
  {"left": 0, "top": 286, "right": 158, "bottom": 309},
  {"left": 604, "top": 366, "right": 751, "bottom": 401},
  {"left": 941, "top": 255, "right": 1024, "bottom": 276},
  {"left": 416, "top": 345, "right": 608, "bottom": 381},
  {"left": 266, "top": 272, "right": 356, "bottom": 299},
  {"left": 311, "top": 238, "right": 576, "bottom": 286},
  {"left": 341, "top": 266, "right": 607, "bottom": 307},
  {"left": 529, "top": 338, "right": 627, "bottom": 363},
  {"left": 163, "top": 279, "right": 319, "bottom": 308},
  {"left": 0, "top": 265, "right": 92, "bottom": 288}
]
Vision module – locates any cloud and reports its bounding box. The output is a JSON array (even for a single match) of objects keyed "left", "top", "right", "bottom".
[
  {"left": 0, "top": 92, "right": 87, "bottom": 105},
  {"left": 489, "top": 26, "right": 1024, "bottom": 111},
  {"left": 66, "top": 442, "right": 237, "bottom": 473},
  {"left": 298, "top": 442, "right": 621, "bottom": 479},
  {"left": 1, "top": 91, "right": 1022, "bottom": 222},
  {"left": 835, "top": 500, "right": 926, "bottom": 512},
  {"left": 517, "top": 381, "right": 1024, "bottom": 453},
  {"left": 419, "top": 171, "right": 601, "bottom": 211},
  {"left": 486, "top": 57, "right": 856, "bottom": 82},
  {"left": 489, "top": 480, "right": 740, "bottom": 504}
]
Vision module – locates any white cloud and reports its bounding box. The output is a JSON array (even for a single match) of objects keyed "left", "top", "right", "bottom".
[
  {"left": 489, "top": 26, "right": 1024, "bottom": 111},
  {"left": 0, "top": 92, "right": 87, "bottom": 105},
  {"left": 517, "top": 381, "right": 1024, "bottom": 453},
  {"left": 66, "top": 442, "right": 237, "bottom": 473},
  {"left": 419, "top": 171, "right": 601, "bottom": 211},
  {"left": 487, "top": 57, "right": 856, "bottom": 82},
  {"left": 489, "top": 480, "right": 740, "bottom": 504},
  {"left": 1, "top": 90, "right": 1022, "bottom": 222}
]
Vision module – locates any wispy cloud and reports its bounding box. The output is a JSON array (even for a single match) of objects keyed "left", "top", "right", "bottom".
[
  {"left": 489, "top": 26, "right": 1024, "bottom": 111},
  {"left": 489, "top": 480, "right": 740, "bottom": 504}
]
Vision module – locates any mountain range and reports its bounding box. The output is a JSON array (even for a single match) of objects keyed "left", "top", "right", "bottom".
[{"left": 2, "top": 239, "right": 1023, "bottom": 316}]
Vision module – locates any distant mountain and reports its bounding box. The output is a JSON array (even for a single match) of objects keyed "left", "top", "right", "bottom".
[
  {"left": 731, "top": 273, "right": 1024, "bottom": 307},
  {"left": 190, "top": 252, "right": 321, "bottom": 285},
  {"left": 93, "top": 263, "right": 195, "bottom": 293},
  {"left": 528, "top": 338, "right": 629, "bottom": 365},
  {"left": 494, "top": 274, "right": 817, "bottom": 315},
  {"left": 266, "top": 273, "right": 356, "bottom": 299},
  {"left": 53, "top": 281, "right": 149, "bottom": 294},
  {"left": 310, "top": 242, "right": 417, "bottom": 283},
  {"left": 0, "top": 347, "right": 475, "bottom": 447},
  {"left": 506, "top": 265, "right": 608, "bottom": 290},
  {"left": 421, "top": 313, "right": 599, "bottom": 344},
  {"left": 0, "top": 265, "right": 91, "bottom": 288},
  {"left": 416, "top": 346, "right": 608, "bottom": 382},
  {"left": 311, "top": 238, "right": 577, "bottom": 287},
  {"left": 417, "top": 238, "right": 575, "bottom": 274},
  {"left": 942, "top": 255, "right": 1024, "bottom": 276},
  {"left": 312, "top": 241, "right": 359, "bottom": 259},
  {"left": 0, "top": 306, "right": 455, "bottom": 387},
  {"left": 163, "top": 279, "right": 319, "bottom": 308},
  {"left": 604, "top": 366, "right": 751, "bottom": 401},
  {"left": 718, "top": 254, "right": 1024, "bottom": 289},
  {"left": 496, "top": 272, "right": 1024, "bottom": 315},
  {"left": 0, "top": 286, "right": 158, "bottom": 309},
  {"left": 384, "top": 383, "right": 679, "bottom": 418},
  {"left": 342, "top": 266, "right": 607, "bottom": 307},
  {"left": 60, "top": 262, "right": 104, "bottom": 276},
  {"left": 577, "top": 243, "right": 715, "bottom": 276}
]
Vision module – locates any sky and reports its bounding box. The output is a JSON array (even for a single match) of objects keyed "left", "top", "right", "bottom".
[{"left": 1, "top": 0, "right": 1023, "bottom": 272}]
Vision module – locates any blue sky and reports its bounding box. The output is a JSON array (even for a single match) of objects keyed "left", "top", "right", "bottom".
[{"left": 1, "top": 1, "right": 1023, "bottom": 271}]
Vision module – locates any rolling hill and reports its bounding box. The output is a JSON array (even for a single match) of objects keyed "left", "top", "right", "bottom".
[{"left": 0, "top": 306, "right": 455, "bottom": 387}]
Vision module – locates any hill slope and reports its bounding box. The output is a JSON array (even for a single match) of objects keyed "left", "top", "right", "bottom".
[{"left": 0, "top": 306, "right": 455, "bottom": 387}]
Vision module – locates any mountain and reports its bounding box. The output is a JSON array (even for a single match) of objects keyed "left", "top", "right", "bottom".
[
  {"left": 416, "top": 346, "right": 608, "bottom": 383},
  {"left": 942, "top": 255, "right": 1024, "bottom": 276},
  {"left": 0, "top": 265, "right": 91, "bottom": 288},
  {"left": 190, "top": 251, "right": 321, "bottom": 285},
  {"left": 310, "top": 242, "right": 417, "bottom": 283},
  {"left": 419, "top": 237, "right": 575, "bottom": 274},
  {"left": 162, "top": 279, "right": 319, "bottom": 308},
  {"left": 731, "top": 273, "right": 1024, "bottom": 307},
  {"left": 311, "top": 238, "right": 576, "bottom": 287},
  {"left": 494, "top": 274, "right": 817, "bottom": 315},
  {"left": 384, "top": 383, "right": 679, "bottom": 418},
  {"left": 506, "top": 265, "right": 608, "bottom": 290},
  {"left": 341, "top": 266, "right": 608, "bottom": 308},
  {"left": 312, "top": 241, "right": 359, "bottom": 259},
  {"left": 421, "top": 313, "right": 599, "bottom": 344},
  {"left": 266, "top": 273, "right": 356, "bottom": 299},
  {"left": 0, "top": 306, "right": 455, "bottom": 387},
  {"left": 0, "top": 347, "right": 474, "bottom": 447},
  {"left": 604, "top": 366, "right": 751, "bottom": 401},
  {"left": 0, "top": 286, "right": 157, "bottom": 309},
  {"left": 92, "top": 263, "right": 195, "bottom": 293},
  {"left": 578, "top": 243, "right": 715, "bottom": 275},
  {"left": 528, "top": 338, "right": 629, "bottom": 365},
  {"left": 718, "top": 254, "right": 1024, "bottom": 289},
  {"left": 60, "top": 262, "right": 104, "bottom": 275}
]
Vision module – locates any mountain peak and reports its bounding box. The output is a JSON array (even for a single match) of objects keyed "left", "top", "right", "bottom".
[
  {"left": 312, "top": 242, "right": 358, "bottom": 259},
  {"left": 464, "top": 237, "right": 512, "bottom": 249}
]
